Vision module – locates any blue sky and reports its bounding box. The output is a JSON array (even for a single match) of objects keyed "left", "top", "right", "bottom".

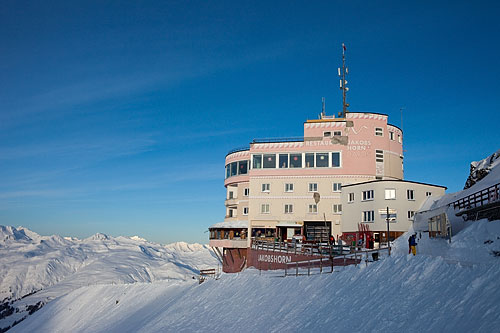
[{"left": 1, "top": 1, "right": 499, "bottom": 244}]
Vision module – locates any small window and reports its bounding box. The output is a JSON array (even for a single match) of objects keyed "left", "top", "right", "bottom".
[
  {"left": 261, "top": 204, "right": 270, "bottom": 214},
  {"left": 308, "top": 183, "right": 318, "bottom": 192},
  {"left": 333, "top": 131, "right": 342, "bottom": 136},
  {"left": 407, "top": 189, "right": 415, "bottom": 200},
  {"left": 389, "top": 132, "right": 395, "bottom": 140},
  {"left": 332, "top": 183, "right": 342, "bottom": 192},
  {"left": 243, "top": 207, "right": 249, "bottom": 215},
  {"left": 376, "top": 150, "right": 384, "bottom": 163},
  {"left": 332, "top": 152, "right": 341, "bottom": 167},
  {"left": 279, "top": 154, "right": 288, "bottom": 168},
  {"left": 263, "top": 154, "right": 276, "bottom": 168},
  {"left": 375, "top": 127, "right": 383, "bottom": 136},
  {"left": 228, "top": 209, "right": 234, "bottom": 218},
  {"left": 348, "top": 192, "right": 355, "bottom": 202},
  {"left": 323, "top": 131, "right": 331, "bottom": 137},
  {"left": 333, "top": 204, "right": 342, "bottom": 214},
  {"left": 385, "top": 189, "right": 396, "bottom": 200},
  {"left": 362, "top": 190, "right": 374, "bottom": 201},
  {"left": 398, "top": 134, "right": 402, "bottom": 143},
  {"left": 261, "top": 183, "right": 270, "bottom": 192},
  {"left": 308, "top": 204, "right": 318, "bottom": 214},
  {"left": 284, "top": 204, "right": 293, "bottom": 214},
  {"left": 316, "top": 153, "right": 329, "bottom": 168},
  {"left": 285, "top": 183, "right": 294, "bottom": 192},
  {"left": 305, "top": 153, "right": 315, "bottom": 168},
  {"left": 252, "top": 155, "right": 262, "bottom": 169},
  {"left": 244, "top": 188, "right": 250, "bottom": 196},
  {"left": 426, "top": 192, "right": 432, "bottom": 197},
  {"left": 362, "top": 210, "right": 375, "bottom": 222},
  {"left": 230, "top": 162, "right": 238, "bottom": 177},
  {"left": 225, "top": 165, "right": 230, "bottom": 179},
  {"left": 228, "top": 191, "right": 234, "bottom": 199},
  {"left": 290, "top": 153, "right": 302, "bottom": 168},
  {"left": 407, "top": 211, "right": 415, "bottom": 219}
]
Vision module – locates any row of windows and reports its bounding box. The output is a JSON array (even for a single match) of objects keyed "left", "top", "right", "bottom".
[
  {"left": 225, "top": 160, "right": 249, "bottom": 179},
  {"left": 361, "top": 210, "right": 416, "bottom": 222},
  {"left": 253, "top": 152, "right": 342, "bottom": 169},
  {"left": 261, "top": 182, "right": 342, "bottom": 193},
  {"left": 375, "top": 127, "right": 402, "bottom": 143},
  {"left": 348, "top": 189, "right": 432, "bottom": 202}
]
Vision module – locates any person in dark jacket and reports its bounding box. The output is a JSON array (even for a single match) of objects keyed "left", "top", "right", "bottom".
[{"left": 409, "top": 234, "right": 417, "bottom": 255}]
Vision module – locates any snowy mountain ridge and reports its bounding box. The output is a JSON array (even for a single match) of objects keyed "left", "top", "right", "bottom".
[{"left": 0, "top": 226, "right": 218, "bottom": 331}]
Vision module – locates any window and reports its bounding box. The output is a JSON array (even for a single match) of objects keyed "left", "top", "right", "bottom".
[
  {"left": 376, "top": 150, "right": 384, "bottom": 163},
  {"left": 284, "top": 204, "right": 293, "bottom": 214},
  {"left": 243, "top": 207, "right": 249, "bottom": 215},
  {"left": 332, "top": 152, "right": 341, "bottom": 167},
  {"left": 332, "top": 183, "right": 342, "bottom": 192},
  {"left": 407, "top": 189, "right": 414, "bottom": 200},
  {"left": 230, "top": 162, "right": 238, "bottom": 177},
  {"left": 305, "top": 153, "right": 314, "bottom": 168},
  {"left": 285, "top": 183, "right": 294, "bottom": 192},
  {"left": 308, "top": 183, "right": 318, "bottom": 192},
  {"left": 261, "top": 183, "right": 270, "bottom": 192},
  {"left": 228, "top": 191, "right": 234, "bottom": 199},
  {"left": 228, "top": 209, "right": 234, "bottom": 218},
  {"left": 308, "top": 204, "right": 318, "bottom": 214},
  {"left": 348, "top": 192, "right": 355, "bottom": 202},
  {"left": 323, "top": 131, "right": 331, "bottom": 137},
  {"left": 316, "top": 153, "right": 329, "bottom": 167},
  {"left": 398, "top": 134, "right": 402, "bottom": 143},
  {"left": 244, "top": 188, "right": 250, "bottom": 196},
  {"left": 290, "top": 153, "right": 302, "bottom": 168},
  {"left": 389, "top": 132, "right": 395, "bottom": 140},
  {"left": 362, "top": 190, "right": 374, "bottom": 201},
  {"left": 426, "top": 192, "right": 432, "bottom": 197},
  {"left": 385, "top": 189, "right": 396, "bottom": 200},
  {"left": 375, "top": 127, "right": 383, "bottom": 136},
  {"left": 333, "top": 204, "right": 342, "bottom": 214},
  {"left": 252, "top": 155, "right": 262, "bottom": 169},
  {"left": 225, "top": 165, "right": 230, "bottom": 179},
  {"left": 362, "top": 210, "right": 375, "bottom": 222},
  {"left": 261, "top": 204, "right": 270, "bottom": 214},
  {"left": 279, "top": 154, "right": 288, "bottom": 168},
  {"left": 333, "top": 131, "right": 342, "bottom": 136},
  {"left": 239, "top": 160, "right": 248, "bottom": 175},
  {"left": 407, "top": 211, "right": 415, "bottom": 219},
  {"left": 263, "top": 154, "right": 276, "bottom": 168}
]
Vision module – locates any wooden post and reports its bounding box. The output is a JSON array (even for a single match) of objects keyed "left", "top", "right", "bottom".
[{"left": 296, "top": 262, "right": 298, "bottom": 277}]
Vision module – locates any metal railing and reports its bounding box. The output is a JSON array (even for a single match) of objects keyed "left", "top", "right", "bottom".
[
  {"left": 252, "top": 137, "right": 304, "bottom": 144},
  {"left": 251, "top": 239, "right": 352, "bottom": 256},
  {"left": 226, "top": 147, "right": 250, "bottom": 156}
]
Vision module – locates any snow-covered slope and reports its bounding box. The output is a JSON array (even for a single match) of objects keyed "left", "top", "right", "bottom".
[
  {"left": 11, "top": 219, "right": 500, "bottom": 333},
  {"left": 0, "top": 227, "right": 218, "bottom": 331}
]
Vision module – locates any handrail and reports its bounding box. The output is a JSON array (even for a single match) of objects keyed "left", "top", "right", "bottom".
[
  {"left": 226, "top": 147, "right": 250, "bottom": 156},
  {"left": 252, "top": 137, "right": 304, "bottom": 144}
]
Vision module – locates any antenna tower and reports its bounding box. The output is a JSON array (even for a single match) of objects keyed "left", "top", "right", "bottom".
[
  {"left": 321, "top": 97, "right": 325, "bottom": 118},
  {"left": 338, "top": 43, "right": 349, "bottom": 118}
]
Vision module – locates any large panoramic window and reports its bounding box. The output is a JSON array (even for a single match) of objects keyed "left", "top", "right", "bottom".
[
  {"left": 253, "top": 155, "right": 262, "bottom": 169},
  {"left": 305, "top": 153, "right": 314, "bottom": 168},
  {"left": 230, "top": 162, "right": 238, "bottom": 177},
  {"left": 316, "top": 153, "right": 329, "bottom": 168},
  {"left": 279, "top": 154, "right": 289, "bottom": 168},
  {"left": 263, "top": 154, "right": 276, "bottom": 168},
  {"left": 290, "top": 153, "right": 302, "bottom": 168},
  {"left": 239, "top": 160, "right": 248, "bottom": 175},
  {"left": 332, "top": 152, "right": 341, "bottom": 167}
]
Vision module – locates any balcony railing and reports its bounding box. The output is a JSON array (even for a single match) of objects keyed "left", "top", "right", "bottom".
[
  {"left": 252, "top": 137, "right": 304, "bottom": 144},
  {"left": 226, "top": 147, "right": 250, "bottom": 156}
]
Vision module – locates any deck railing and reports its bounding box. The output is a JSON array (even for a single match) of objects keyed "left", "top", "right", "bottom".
[
  {"left": 452, "top": 182, "right": 500, "bottom": 211},
  {"left": 251, "top": 239, "right": 353, "bottom": 256}
]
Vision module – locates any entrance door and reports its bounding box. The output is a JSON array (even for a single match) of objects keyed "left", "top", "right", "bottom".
[{"left": 374, "top": 233, "right": 380, "bottom": 249}]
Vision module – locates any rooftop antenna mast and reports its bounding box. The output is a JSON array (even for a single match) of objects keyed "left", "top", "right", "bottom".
[
  {"left": 321, "top": 97, "right": 326, "bottom": 118},
  {"left": 338, "top": 43, "right": 349, "bottom": 118}
]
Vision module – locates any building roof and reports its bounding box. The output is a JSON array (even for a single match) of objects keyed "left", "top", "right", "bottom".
[
  {"left": 209, "top": 220, "right": 248, "bottom": 229},
  {"left": 341, "top": 179, "right": 447, "bottom": 190}
]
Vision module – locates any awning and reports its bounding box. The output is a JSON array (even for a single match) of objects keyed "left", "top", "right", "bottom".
[
  {"left": 276, "top": 221, "right": 303, "bottom": 228},
  {"left": 209, "top": 220, "right": 248, "bottom": 229}
]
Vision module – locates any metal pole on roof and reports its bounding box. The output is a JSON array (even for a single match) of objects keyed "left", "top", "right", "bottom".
[{"left": 386, "top": 206, "right": 391, "bottom": 256}]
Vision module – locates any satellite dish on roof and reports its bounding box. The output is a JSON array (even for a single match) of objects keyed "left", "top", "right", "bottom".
[{"left": 313, "top": 192, "right": 320, "bottom": 204}]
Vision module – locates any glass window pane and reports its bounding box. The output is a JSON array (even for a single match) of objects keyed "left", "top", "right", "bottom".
[
  {"left": 230, "top": 162, "right": 237, "bottom": 176},
  {"left": 263, "top": 154, "right": 276, "bottom": 168},
  {"left": 290, "top": 154, "right": 302, "bottom": 168},
  {"left": 239, "top": 160, "right": 248, "bottom": 175},
  {"left": 316, "top": 153, "right": 329, "bottom": 167},
  {"left": 226, "top": 165, "right": 230, "bottom": 179},
  {"left": 305, "top": 153, "right": 314, "bottom": 168},
  {"left": 332, "top": 152, "right": 340, "bottom": 167},
  {"left": 279, "top": 154, "right": 288, "bottom": 168},
  {"left": 253, "top": 155, "right": 262, "bottom": 169}
]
